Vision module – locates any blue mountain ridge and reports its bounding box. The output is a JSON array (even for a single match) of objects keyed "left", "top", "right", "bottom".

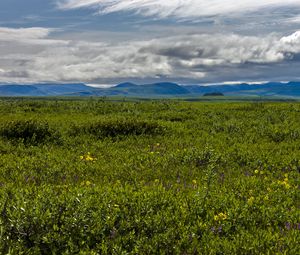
[{"left": 0, "top": 82, "right": 300, "bottom": 97}]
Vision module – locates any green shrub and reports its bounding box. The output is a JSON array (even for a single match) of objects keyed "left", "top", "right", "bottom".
[
  {"left": 70, "top": 119, "right": 166, "bottom": 138},
  {"left": 0, "top": 120, "right": 61, "bottom": 145}
]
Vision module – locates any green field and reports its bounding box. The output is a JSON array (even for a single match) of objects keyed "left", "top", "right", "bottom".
[{"left": 0, "top": 99, "right": 299, "bottom": 254}]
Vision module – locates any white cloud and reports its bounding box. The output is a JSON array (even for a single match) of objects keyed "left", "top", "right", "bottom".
[
  {"left": 280, "top": 31, "right": 300, "bottom": 45},
  {"left": 1, "top": 26, "right": 300, "bottom": 83},
  {"left": 0, "top": 27, "right": 51, "bottom": 40},
  {"left": 57, "top": 0, "right": 300, "bottom": 19}
]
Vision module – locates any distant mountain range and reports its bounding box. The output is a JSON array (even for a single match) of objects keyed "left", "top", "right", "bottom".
[{"left": 1, "top": 81, "right": 300, "bottom": 98}]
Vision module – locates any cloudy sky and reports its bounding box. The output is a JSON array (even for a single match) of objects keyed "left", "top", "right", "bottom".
[{"left": 1, "top": 0, "right": 300, "bottom": 85}]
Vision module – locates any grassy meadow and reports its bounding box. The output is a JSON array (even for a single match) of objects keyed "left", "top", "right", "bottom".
[{"left": 0, "top": 98, "right": 299, "bottom": 254}]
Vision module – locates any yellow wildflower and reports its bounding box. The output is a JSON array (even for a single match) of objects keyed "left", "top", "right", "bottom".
[
  {"left": 247, "top": 196, "right": 255, "bottom": 205},
  {"left": 254, "top": 169, "right": 259, "bottom": 174},
  {"left": 278, "top": 176, "right": 291, "bottom": 189},
  {"left": 219, "top": 213, "right": 227, "bottom": 220},
  {"left": 214, "top": 212, "right": 228, "bottom": 221},
  {"left": 80, "top": 152, "right": 97, "bottom": 162},
  {"left": 86, "top": 155, "right": 94, "bottom": 161},
  {"left": 81, "top": 181, "right": 92, "bottom": 187}
]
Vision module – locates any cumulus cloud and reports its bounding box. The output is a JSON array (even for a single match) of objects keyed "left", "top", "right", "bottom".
[
  {"left": 281, "top": 31, "right": 300, "bottom": 45},
  {"left": 1, "top": 26, "right": 300, "bottom": 84},
  {"left": 57, "top": 0, "right": 300, "bottom": 19}
]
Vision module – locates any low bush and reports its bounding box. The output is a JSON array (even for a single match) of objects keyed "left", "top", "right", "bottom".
[
  {"left": 0, "top": 119, "right": 61, "bottom": 145},
  {"left": 70, "top": 119, "right": 166, "bottom": 138}
]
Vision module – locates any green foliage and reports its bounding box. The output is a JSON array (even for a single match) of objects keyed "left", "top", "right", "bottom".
[
  {"left": 0, "top": 99, "right": 299, "bottom": 254},
  {"left": 70, "top": 119, "right": 166, "bottom": 138},
  {"left": 0, "top": 119, "right": 61, "bottom": 145}
]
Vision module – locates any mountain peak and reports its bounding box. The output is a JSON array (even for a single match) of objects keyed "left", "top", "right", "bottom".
[
  {"left": 115, "top": 82, "right": 137, "bottom": 88},
  {"left": 1, "top": 81, "right": 300, "bottom": 97}
]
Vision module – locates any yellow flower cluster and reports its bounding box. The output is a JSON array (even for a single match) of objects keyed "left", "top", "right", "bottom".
[
  {"left": 80, "top": 152, "right": 97, "bottom": 162},
  {"left": 214, "top": 212, "right": 227, "bottom": 221},
  {"left": 81, "top": 180, "right": 92, "bottom": 187},
  {"left": 254, "top": 169, "right": 264, "bottom": 175},
  {"left": 247, "top": 196, "right": 255, "bottom": 205},
  {"left": 278, "top": 174, "right": 291, "bottom": 189}
]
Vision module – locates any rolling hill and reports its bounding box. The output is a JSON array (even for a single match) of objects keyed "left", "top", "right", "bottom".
[{"left": 1, "top": 81, "right": 300, "bottom": 98}]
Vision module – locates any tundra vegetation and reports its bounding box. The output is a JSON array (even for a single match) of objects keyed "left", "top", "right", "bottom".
[{"left": 0, "top": 98, "right": 299, "bottom": 254}]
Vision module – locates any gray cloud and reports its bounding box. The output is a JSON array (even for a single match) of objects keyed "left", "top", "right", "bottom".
[
  {"left": 0, "top": 27, "right": 51, "bottom": 40},
  {"left": 1, "top": 27, "right": 300, "bottom": 84}
]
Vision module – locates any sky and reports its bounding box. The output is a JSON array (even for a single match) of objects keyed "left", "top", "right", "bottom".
[{"left": 1, "top": 0, "right": 300, "bottom": 85}]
